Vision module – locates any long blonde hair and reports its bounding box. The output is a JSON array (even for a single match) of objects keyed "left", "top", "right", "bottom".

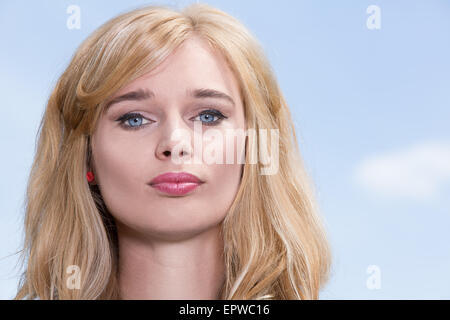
[{"left": 15, "top": 3, "right": 331, "bottom": 299}]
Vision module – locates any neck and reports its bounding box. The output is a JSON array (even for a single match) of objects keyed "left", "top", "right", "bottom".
[{"left": 117, "top": 223, "right": 225, "bottom": 300}]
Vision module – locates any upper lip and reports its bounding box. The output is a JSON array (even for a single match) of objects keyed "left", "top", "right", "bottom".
[{"left": 149, "top": 172, "right": 204, "bottom": 185}]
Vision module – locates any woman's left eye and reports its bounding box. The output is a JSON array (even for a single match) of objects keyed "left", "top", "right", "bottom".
[{"left": 193, "top": 109, "right": 227, "bottom": 126}]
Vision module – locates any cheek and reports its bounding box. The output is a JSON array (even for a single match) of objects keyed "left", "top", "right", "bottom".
[
  {"left": 93, "top": 136, "right": 143, "bottom": 184},
  {"left": 205, "top": 163, "right": 243, "bottom": 209},
  {"left": 91, "top": 130, "right": 154, "bottom": 213},
  {"left": 200, "top": 124, "right": 246, "bottom": 207},
  {"left": 200, "top": 132, "right": 244, "bottom": 214}
]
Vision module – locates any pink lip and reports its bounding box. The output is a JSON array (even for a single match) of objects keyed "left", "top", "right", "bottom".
[{"left": 149, "top": 172, "right": 204, "bottom": 196}]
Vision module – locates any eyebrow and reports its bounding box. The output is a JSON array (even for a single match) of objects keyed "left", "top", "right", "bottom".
[
  {"left": 188, "top": 88, "right": 235, "bottom": 106},
  {"left": 104, "top": 87, "right": 235, "bottom": 111},
  {"left": 104, "top": 88, "right": 154, "bottom": 110}
]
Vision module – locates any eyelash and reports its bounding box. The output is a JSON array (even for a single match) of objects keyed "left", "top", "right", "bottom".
[{"left": 115, "top": 109, "right": 228, "bottom": 131}]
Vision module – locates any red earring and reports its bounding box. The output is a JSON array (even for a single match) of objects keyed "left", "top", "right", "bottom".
[{"left": 86, "top": 171, "right": 95, "bottom": 183}]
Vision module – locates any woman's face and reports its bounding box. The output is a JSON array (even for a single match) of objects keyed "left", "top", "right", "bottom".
[{"left": 91, "top": 36, "right": 246, "bottom": 241}]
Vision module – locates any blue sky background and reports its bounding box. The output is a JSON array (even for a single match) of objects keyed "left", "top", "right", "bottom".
[{"left": 0, "top": 0, "right": 449, "bottom": 299}]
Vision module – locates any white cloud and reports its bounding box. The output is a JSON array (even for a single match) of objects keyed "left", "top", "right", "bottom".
[{"left": 354, "top": 141, "right": 450, "bottom": 201}]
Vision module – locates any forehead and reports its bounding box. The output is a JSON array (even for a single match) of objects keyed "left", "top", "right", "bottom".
[{"left": 111, "top": 36, "right": 241, "bottom": 102}]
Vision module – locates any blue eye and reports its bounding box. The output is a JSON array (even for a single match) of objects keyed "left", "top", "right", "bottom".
[
  {"left": 116, "top": 113, "right": 152, "bottom": 130},
  {"left": 199, "top": 113, "right": 215, "bottom": 123},
  {"left": 194, "top": 109, "right": 227, "bottom": 126}
]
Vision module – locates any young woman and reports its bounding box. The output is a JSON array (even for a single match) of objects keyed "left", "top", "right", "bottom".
[{"left": 15, "top": 3, "right": 331, "bottom": 300}]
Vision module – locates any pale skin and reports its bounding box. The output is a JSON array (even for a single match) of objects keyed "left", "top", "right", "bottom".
[{"left": 90, "top": 36, "right": 246, "bottom": 299}]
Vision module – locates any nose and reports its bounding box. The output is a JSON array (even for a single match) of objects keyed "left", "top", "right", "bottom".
[{"left": 155, "top": 111, "right": 193, "bottom": 162}]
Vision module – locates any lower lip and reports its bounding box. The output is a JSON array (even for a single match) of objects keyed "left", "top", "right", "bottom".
[{"left": 150, "top": 182, "right": 201, "bottom": 196}]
